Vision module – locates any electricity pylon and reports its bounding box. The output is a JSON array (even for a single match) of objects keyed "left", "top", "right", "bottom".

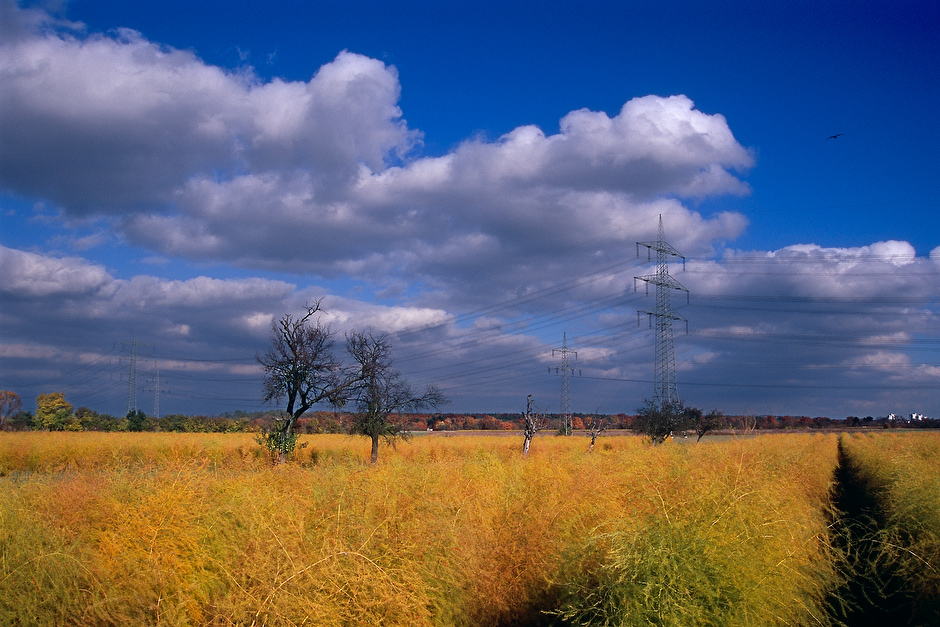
[
  {"left": 125, "top": 333, "right": 140, "bottom": 414},
  {"left": 145, "top": 368, "right": 169, "bottom": 418},
  {"left": 153, "top": 369, "right": 160, "bottom": 418},
  {"left": 120, "top": 332, "right": 152, "bottom": 415},
  {"left": 549, "top": 332, "right": 580, "bottom": 435},
  {"left": 635, "top": 216, "right": 688, "bottom": 407}
]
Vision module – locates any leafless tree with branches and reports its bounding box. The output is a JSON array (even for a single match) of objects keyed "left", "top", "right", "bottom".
[
  {"left": 257, "top": 301, "right": 351, "bottom": 462},
  {"left": 346, "top": 330, "right": 448, "bottom": 463},
  {"left": 522, "top": 394, "right": 547, "bottom": 456},
  {"left": 0, "top": 391, "right": 22, "bottom": 430},
  {"left": 586, "top": 412, "right": 608, "bottom": 452}
]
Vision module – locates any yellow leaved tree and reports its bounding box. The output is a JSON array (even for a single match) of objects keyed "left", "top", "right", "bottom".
[{"left": 35, "top": 392, "right": 79, "bottom": 431}]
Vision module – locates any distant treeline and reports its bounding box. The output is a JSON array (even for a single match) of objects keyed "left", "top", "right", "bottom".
[{"left": 3, "top": 405, "right": 937, "bottom": 433}]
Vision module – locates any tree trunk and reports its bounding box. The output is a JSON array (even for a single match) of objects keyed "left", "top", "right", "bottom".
[
  {"left": 522, "top": 433, "right": 532, "bottom": 456},
  {"left": 370, "top": 435, "right": 379, "bottom": 464},
  {"left": 278, "top": 418, "right": 295, "bottom": 465}
]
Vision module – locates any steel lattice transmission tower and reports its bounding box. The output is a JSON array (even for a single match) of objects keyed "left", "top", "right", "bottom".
[
  {"left": 153, "top": 369, "right": 160, "bottom": 418},
  {"left": 125, "top": 333, "right": 140, "bottom": 415},
  {"left": 549, "top": 332, "right": 580, "bottom": 435},
  {"left": 145, "top": 369, "right": 169, "bottom": 419},
  {"left": 635, "top": 216, "right": 688, "bottom": 407},
  {"left": 121, "top": 332, "right": 152, "bottom": 415}
]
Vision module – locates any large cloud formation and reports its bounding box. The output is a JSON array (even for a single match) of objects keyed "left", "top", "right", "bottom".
[
  {"left": 1, "top": 8, "right": 752, "bottom": 299},
  {"left": 1, "top": 2, "right": 938, "bottom": 418},
  {"left": 0, "top": 23, "right": 413, "bottom": 212}
]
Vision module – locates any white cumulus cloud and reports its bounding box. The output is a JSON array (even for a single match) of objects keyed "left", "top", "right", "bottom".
[
  {"left": 0, "top": 244, "right": 112, "bottom": 297},
  {"left": 0, "top": 18, "right": 415, "bottom": 213},
  {"left": 0, "top": 5, "right": 755, "bottom": 305}
]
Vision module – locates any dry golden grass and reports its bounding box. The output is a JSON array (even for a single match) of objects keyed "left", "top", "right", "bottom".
[
  {"left": 0, "top": 431, "right": 845, "bottom": 625},
  {"left": 840, "top": 432, "right": 940, "bottom": 606},
  {"left": 553, "top": 433, "right": 842, "bottom": 626},
  {"left": 0, "top": 432, "right": 268, "bottom": 475}
]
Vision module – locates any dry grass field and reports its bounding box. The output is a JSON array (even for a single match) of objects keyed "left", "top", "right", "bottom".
[
  {"left": 0, "top": 430, "right": 917, "bottom": 626},
  {"left": 837, "top": 432, "right": 940, "bottom": 619}
]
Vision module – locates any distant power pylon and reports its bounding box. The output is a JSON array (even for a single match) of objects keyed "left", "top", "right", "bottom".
[
  {"left": 635, "top": 216, "right": 688, "bottom": 407},
  {"left": 153, "top": 369, "right": 160, "bottom": 418},
  {"left": 145, "top": 368, "right": 169, "bottom": 418},
  {"left": 549, "top": 332, "right": 580, "bottom": 435},
  {"left": 120, "top": 332, "right": 153, "bottom": 415}
]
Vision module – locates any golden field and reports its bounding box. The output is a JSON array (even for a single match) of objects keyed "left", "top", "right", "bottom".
[
  {"left": 838, "top": 432, "right": 940, "bottom": 615},
  {"left": 1, "top": 430, "right": 924, "bottom": 626}
]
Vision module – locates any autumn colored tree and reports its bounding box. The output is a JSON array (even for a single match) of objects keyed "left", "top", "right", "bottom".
[
  {"left": 480, "top": 415, "right": 505, "bottom": 430},
  {"left": 755, "top": 415, "right": 775, "bottom": 429},
  {"left": 347, "top": 331, "right": 448, "bottom": 463},
  {"left": 35, "top": 392, "right": 72, "bottom": 431},
  {"left": 0, "top": 391, "right": 22, "bottom": 430}
]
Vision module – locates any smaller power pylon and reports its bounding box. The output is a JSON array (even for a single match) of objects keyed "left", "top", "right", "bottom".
[
  {"left": 145, "top": 368, "right": 169, "bottom": 418},
  {"left": 549, "top": 332, "right": 581, "bottom": 435},
  {"left": 634, "top": 216, "right": 688, "bottom": 408},
  {"left": 154, "top": 369, "right": 161, "bottom": 418},
  {"left": 120, "top": 332, "right": 153, "bottom": 415}
]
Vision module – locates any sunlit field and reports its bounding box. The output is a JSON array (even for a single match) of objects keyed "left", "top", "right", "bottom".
[{"left": 0, "top": 430, "right": 884, "bottom": 626}]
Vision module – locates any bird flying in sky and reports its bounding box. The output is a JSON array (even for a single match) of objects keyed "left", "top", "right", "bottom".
[{"left": 827, "top": 133, "right": 844, "bottom": 139}]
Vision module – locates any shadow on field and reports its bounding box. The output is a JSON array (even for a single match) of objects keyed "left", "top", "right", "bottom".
[
  {"left": 494, "top": 433, "right": 940, "bottom": 627},
  {"left": 828, "top": 436, "right": 933, "bottom": 627},
  {"left": 484, "top": 589, "right": 565, "bottom": 627}
]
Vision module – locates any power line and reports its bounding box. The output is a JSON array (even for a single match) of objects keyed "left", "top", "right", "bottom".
[
  {"left": 8, "top": 213, "right": 940, "bottom": 415},
  {"left": 580, "top": 373, "right": 939, "bottom": 392}
]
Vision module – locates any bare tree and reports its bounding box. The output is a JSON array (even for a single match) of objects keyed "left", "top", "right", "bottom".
[
  {"left": 586, "top": 412, "right": 608, "bottom": 453},
  {"left": 522, "top": 395, "right": 547, "bottom": 456},
  {"left": 739, "top": 414, "right": 757, "bottom": 435},
  {"left": 347, "top": 331, "right": 448, "bottom": 463},
  {"left": 257, "top": 302, "right": 350, "bottom": 462},
  {"left": 0, "top": 391, "right": 22, "bottom": 430}
]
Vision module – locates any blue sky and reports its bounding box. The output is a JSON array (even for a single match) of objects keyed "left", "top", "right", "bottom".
[{"left": 1, "top": 0, "right": 939, "bottom": 419}]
